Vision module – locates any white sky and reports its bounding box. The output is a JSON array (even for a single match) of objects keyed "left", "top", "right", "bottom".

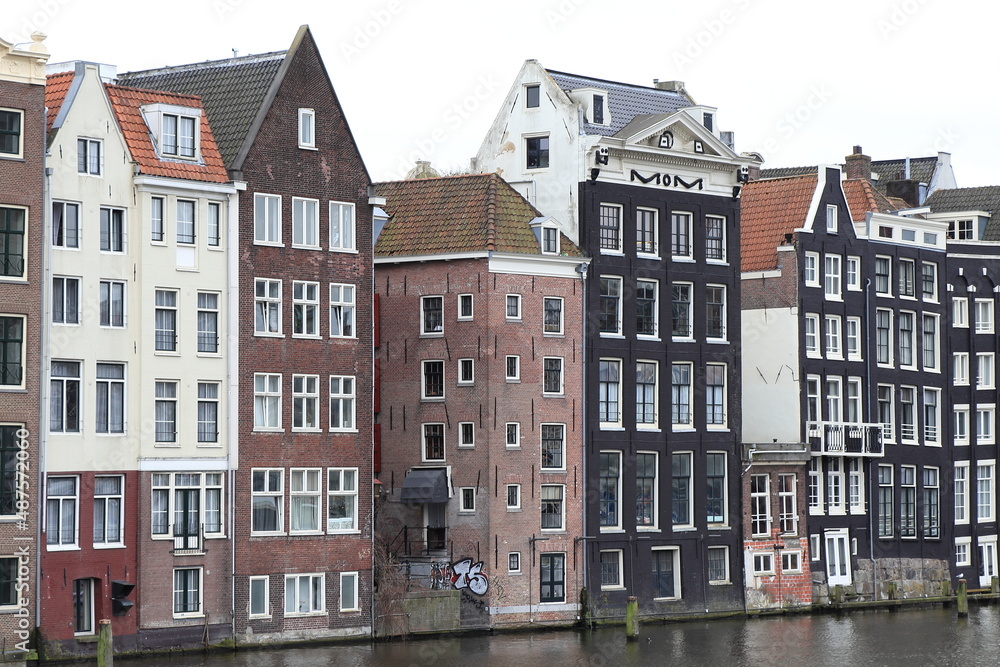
[{"left": 8, "top": 0, "right": 999, "bottom": 186}]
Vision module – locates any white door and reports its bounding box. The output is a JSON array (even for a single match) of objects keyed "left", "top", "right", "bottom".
[
  {"left": 979, "top": 538, "right": 998, "bottom": 588},
  {"left": 825, "top": 529, "right": 852, "bottom": 586}
]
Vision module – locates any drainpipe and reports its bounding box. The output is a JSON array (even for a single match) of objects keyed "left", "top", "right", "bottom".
[
  {"left": 226, "top": 182, "right": 243, "bottom": 643},
  {"left": 864, "top": 276, "right": 877, "bottom": 600},
  {"left": 577, "top": 261, "right": 588, "bottom": 618},
  {"left": 38, "top": 151, "right": 53, "bottom": 637}
]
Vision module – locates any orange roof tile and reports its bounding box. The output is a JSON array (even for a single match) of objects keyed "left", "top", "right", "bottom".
[
  {"left": 104, "top": 84, "right": 229, "bottom": 183},
  {"left": 740, "top": 175, "right": 817, "bottom": 273},
  {"left": 45, "top": 71, "right": 73, "bottom": 132},
  {"left": 843, "top": 178, "right": 902, "bottom": 221},
  {"left": 374, "top": 173, "right": 581, "bottom": 258}
]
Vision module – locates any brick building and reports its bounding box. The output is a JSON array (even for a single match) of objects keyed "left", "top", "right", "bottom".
[
  {"left": 40, "top": 56, "right": 237, "bottom": 653},
  {"left": 120, "top": 26, "right": 375, "bottom": 642},
  {"left": 0, "top": 33, "right": 48, "bottom": 659},
  {"left": 373, "top": 173, "right": 588, "bottom": 630},
  {"left": 741, "top": 157, "right": 951, "bottom": 602}
]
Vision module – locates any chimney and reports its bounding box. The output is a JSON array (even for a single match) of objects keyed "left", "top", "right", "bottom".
[
  {"left": 845, "top": 145, "right": 871, "bottom": 180},
  {"left": 653, "top": 79, "right": 685, "bottom": 92}
]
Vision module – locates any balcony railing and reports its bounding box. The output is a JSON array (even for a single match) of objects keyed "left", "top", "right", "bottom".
[
  {"left": 388, "top": 525, "right": 450, "bottom": 558},
  {"left": 807, "top": 421, "right": 884, "bottom": 457}
]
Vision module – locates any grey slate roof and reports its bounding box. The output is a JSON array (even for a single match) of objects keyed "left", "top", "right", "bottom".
[
  {"left": 118, "top": 52, "right": 286, "bottom": 168},
  {"left": 546, "top": 69, "right": 691, "bottom": 137},
  {"left": 761, "top": 157, "right": 939, "bottom": 189},
  {"left": 925, "top": 186, "right": 1000, "bottom": 241}
]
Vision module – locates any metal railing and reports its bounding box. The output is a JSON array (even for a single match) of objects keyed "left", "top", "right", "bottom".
[
  {"left": 388, "top": 525, "right": 450, "bottom": 558},
  {"left": 807, "top": 421, "right": 884, "bottom": 456}
]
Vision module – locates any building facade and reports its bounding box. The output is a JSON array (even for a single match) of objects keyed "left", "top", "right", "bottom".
[
  {"left": 41, "top": 59, "right": 237, "bottom": 654},
  {"left": 0, "top": 32, "right": 48, "bottom": 658},
  {"left": 373, "top": 173, "right": 588, "bottom": 631},
  {"left": 121, "top": 26, "right": 376, "bottom": 643},
  {"left": 742, "top": 164, "right": 952, "bottom": 602},
  {"left": 475, "top": 61, "right": 757, "bottom": 619}
]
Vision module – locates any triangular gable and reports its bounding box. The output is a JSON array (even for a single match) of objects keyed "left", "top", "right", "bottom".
[{"left": 617, "top": 110, "right": 737, "bottom": 160}]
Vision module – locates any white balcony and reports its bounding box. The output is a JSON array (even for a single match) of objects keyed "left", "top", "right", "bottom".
[{"left": 806, "top": 421, "right": 884, "bottom": 457}]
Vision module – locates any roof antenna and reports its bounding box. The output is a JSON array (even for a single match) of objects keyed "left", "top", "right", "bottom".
[{"left": 232, "top": 48, "right": 239, "bottom": 58}]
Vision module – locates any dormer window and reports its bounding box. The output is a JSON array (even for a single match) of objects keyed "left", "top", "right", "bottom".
[
  {"left": 542, "top": 227, "right": 559, "bottom": 254},
  {"left": 593, "top": 95, "right": 604, "bottom": 124},
  {"left": 298, "top": 108, "right": 315, "bottom": 149},
  {"left": 703, "top": 112, "right": 714, "bottom": 132},
  {"left": 163, "top": 114, "right": 196, "bottom": 158},
  {"left": 141, "top": 103, "right": 202, "bottom": 161},
  {"left": 949, "top": 219, "right": 974, "bottom": 240}
]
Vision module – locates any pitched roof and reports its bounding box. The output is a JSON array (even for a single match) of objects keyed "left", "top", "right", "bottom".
[
  {"left": 104, "top": 84, "right": 228, "bottom": 183},
  {"left": 740, "top": 175, "right": 818, "bottom": 273},
  {"left": 118, "top": 51, "right": 285, "bottom": 167},
  {"left": 842, "top": 178, "right": 902, "bottom": 222},
  {"left": 374, "top": 173, "right": 581, "bottom": 258},
  {"left": 45, "top": 71, "right": 73, "bottom": 132},
  {"left": 761, "top": 156, "right": 939, "bottom": 187},
  {"left": 546, "top": 69, "right": 692, "bottom": 137},
  {"left": 924, "top": 186, "right": 1000, "bottom": 241}
]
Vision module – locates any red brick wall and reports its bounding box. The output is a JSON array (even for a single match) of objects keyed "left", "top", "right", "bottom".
[
  {"left": 376, "top": 257, "right": 585, "bottom": 624},
  {"left": 0, "top": 76, "right": 45, "bottom": 651},
  {"left": 232, "top": 32, "right": 373, "bottom": 637}
]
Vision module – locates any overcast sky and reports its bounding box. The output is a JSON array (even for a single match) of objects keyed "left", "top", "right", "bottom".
[{"left": 8, "top": 0, "right": 998, "bottom": 186}]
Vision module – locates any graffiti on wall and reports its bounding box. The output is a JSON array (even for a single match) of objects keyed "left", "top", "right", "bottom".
[{"left": 450, "top": 558, "right": 488, "bottom": 595}]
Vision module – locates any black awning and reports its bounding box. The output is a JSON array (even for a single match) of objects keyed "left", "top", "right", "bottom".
[{"left": 399, "top": 468, "right": 449, "bottom": 504}]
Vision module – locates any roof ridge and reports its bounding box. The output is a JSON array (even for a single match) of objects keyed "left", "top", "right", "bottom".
[
  {"left": 105, "top": 82, "right": 203, "bottom": 104},
  {"left": 546, "top": 68, "right": 686, "bottom": 95},
  {"left": 122, "top": 50, "right": 287, "bottom": 78}
]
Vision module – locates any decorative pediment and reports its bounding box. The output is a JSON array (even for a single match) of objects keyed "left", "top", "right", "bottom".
[{"left": 616, "top": 110, "right": 735, "bottom": 159}]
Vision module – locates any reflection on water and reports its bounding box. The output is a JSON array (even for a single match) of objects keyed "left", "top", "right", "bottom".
[{"left": 88, "top": 606, "right": 1000, "bottom": 667}]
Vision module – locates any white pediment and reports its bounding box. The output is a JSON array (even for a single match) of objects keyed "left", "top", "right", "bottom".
[{"left": 618, "top": 110, "right": 737, "bottom": 159}]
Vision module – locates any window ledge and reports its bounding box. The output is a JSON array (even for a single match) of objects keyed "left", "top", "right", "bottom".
[
  {"left": 283, "top": 611, "right": 328, "bottom": 618},
  {"left": 671, "top": 257, "right": 696, "bottom": 263},
  {"left": 328, "top": 247, "right": 359, "bottom": 255},
  {"left": 93, "top": 543, "right": 127, "bottom": 550},
  {"left": 253, "top": 241, "right": 285, "bottom": 248},
  {"left": 291, "top": 244, "right": 322, "bottom": 251},
  {"left": 599, "top": 333, "right": 625, "bottom": 339},
  {"left": 706, "top": 339, "right": 730, "bottom": 345}
]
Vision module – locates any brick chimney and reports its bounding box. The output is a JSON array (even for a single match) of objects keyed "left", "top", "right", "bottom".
[{"left": 845, "top": 145, "right": 871, "bottom": 180}]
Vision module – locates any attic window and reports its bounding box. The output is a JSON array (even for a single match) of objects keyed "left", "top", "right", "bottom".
[
  {"left": 526, "top": 85, "right": 540, "bottom": 109},
  {"left": 163, "top": 114, "right": 196, "bottom": 158},
  {"left": 298, "top": 108, "right": 315, "bottom": 149},
  {"left": 948, "top": 219, "right": 973, "bottom": 240},
  {"left": 703, "top": 112, "right": 714, "bottom": 132},
  {"left": 593, "top": 95, "right": 604, "bottom": 124},
  {"left": 542, "top": 227, "right": 559, "bottom": 254}
]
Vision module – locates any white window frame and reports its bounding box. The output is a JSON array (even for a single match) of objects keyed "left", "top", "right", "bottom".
[
  {"left": 543, "top": 357, "right": 564, "bottom": 396},
  {"left": 978, "top": 353, "right": 995, "bottom": 390},
  {"left": 99, "top": 280, "right": 126, "bottom": 329},
  {"left": 505, "top": 355, "right": 520, "bottom": 382},
  {"left": 954, "top": 405, "right": 970, "bottom": 446},
  {"left": 253, "top": 373, "right": 282, "bottom": 431},
  {"left": 671, "top": 362, "right": 693, "bottom": 430},
  {"left": 635, "top": 360, "right": 658, "bottom": 429},
  {"left": 598, "top": 203, "right": 623, "bottom": 254},
  {"left": 92, "top": 474, "right": 124, "bottom": 548},
  {"left": 705, "top": 284, "right": 727, "bottom": 341},
  {"left": 249, "top": 576, "right": 270, "bottom": 618},
  {"left": 875, "top": 255, "right": 892, "bottom": 296},
  {"left": 52, "top": 201, "right": 80, "bottom": 249},
  {"left": 826, "top": 204, "right": 838, "bottom": 233},
  {"left": 250, "top": 468, "right": 284, "bottom": 534},
  {"left": 284, "top": 573, "right": 325, "bottom": 616},
  {"left": 955, "top": 352, "right": 970, "bottom": 386},
  {"left": 254, "top": 278, "right": 282, "bottom": 336},
  {"left": 53, "top": 276, "right": 81, "bottom": 325},
  {"left": 637, "top": 207, "right": 659, "bottom": 257},
  {"left": 540, "top": 484, "right": 565, "bottom": 532},
  {"left": 598, "top": 358, "right": 622, "bottom": 428},
  {"left": 803, "top": 252, "right": 819, "bottom": 287},
  {"left": 457, "top": 294, "right": 474, "bottom": 321},
  {"left": 953, "top": 297, "right": 969, "bottom": 328},
  {"left": 172, "top": 567, "right": 203, "bottom": 619},
  {"left": 543, "top": 296, "right": 564, "bottom": 335},
  {"left": 340, "top": 572, "right": 359, "bottom": 612},
  {"left": 298, "top": 108, "right": 316, "bottom": 149},
  {"left": 292, "top": 197, "right": 320, "bottom": 248},
  {"left": 505, "top": 422, "right": 520, "bottom": 448},
  {"left": 824, "top": 254, "right": 842, "bottom": 300},
  {"left": 292, "top": 281, "right": 320, "bottom": 338},
  {"left": 458, "top": 422, "right": 475, "bottom": 448},
  {"left": 846, "top": 316, "right": 862, "bottom": 361},
  {"left": 752, "top": 551, "right": 775, "bottom": 576},
  {"left": 289, "top": 468, "right": 322, "bottom": 534},
  {"left": 599, "top": 276, "right": 623, "bottom": 336},
  {"left": 506, "top": 294, "right": 522, "bottom": 320},
  {"left": 635, "top": 280, "right": 659, "bottom": 338},
  {"left": 540, "top": 423, "right": 566, "bottom": 472},
  {"left": 0, "top": 108, "right": 24, "bottom": 159},
  {"left": 599, "top": 549, "right": 625, "bottom": 591},
  {"left": 976, "top": 299, "right": 994, "bottom": 334},
  {"left": 846, "top": 255, "right": 861, "bottom": 291},
  {"left": 329, "top": 283, "right": 356, "bottom": 338},
  {"left": 457, "top": 358, "right": 474, "bottom": 385},
  {"left": 977, "top": 405, "right": 996, "bottom": 445},
  {"left": 422, "top": 423, "right": 445, "bottom": 463},
  {"left": 329, "top": 375, "right": 356, "bottom": 431},
  {"left": 291, "top": 375, "right": 320, "bottom": 432},
  {"left": 750, "top": 473, "right": 771, "bottom": 537},
  {"left": 977, "top": 461, "right": 996, "bottom": 523},
  {"left": 420, "top": 295, "right": 444, "bottom": 336},
  {"left": 708, "top": 546, "right": 730, "bottom": 584},
  {"left": 825, "top": 315, "right": 842, "bottom": 359},
  {"left": 45, "top": 475, "right": 79, "bottom": 550},
  {"left": 329, "top": 201, "right": 356, "bottom": 252},
  {"left": 77, "top": 137, "right": 102, "bottom": 176},
  {"left": 705, "top": 214, "right": 726, "bottom": 263},
  {"left": 327, "top": 467, "right": 359, "bottom": 533},
  {"left": 508, "top": 552, "right": 521, "bottom": 574},
  {"left": 253, "top": 193, "right": 281, "bottom": 245},
  {"left": 805, "top": 313, "right": 820, "bottom": 357},
  {"left": 421, "top": 359, "right": 445, "bottom": 400},
  {"left": 955, "top": 462, "right": 969, "bottom": 525},
  {"left": 506, "top": 484, "right": 521, "bottom": 511},
  {"left": 459, "top": 487, "right": 476, "bottom": 513}
]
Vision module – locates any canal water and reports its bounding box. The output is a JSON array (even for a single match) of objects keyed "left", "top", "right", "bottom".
[{"left": 105, "top": 606, "right": 1000, "bottom": 666}]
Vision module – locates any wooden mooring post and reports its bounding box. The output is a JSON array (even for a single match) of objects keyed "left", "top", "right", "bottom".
[
  {"left": 957, "top": 579, "right": 969, "bottom": 618},
  {"left": 625, "top": 596, "right": 639, "bottom": 640}
]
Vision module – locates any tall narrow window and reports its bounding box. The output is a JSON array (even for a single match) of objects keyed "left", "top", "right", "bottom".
[
  {"left": 541, "top": 424, "right": 565, "bottom": 470},
  {"left": 151, "top": 196, "right": 164, "bottom": 242},
  {"left": 636, "top": 453, "right": 657, "bottom": 528},
  {"left": 599, "top": 277, "right": 622, "bottom": 335},
  {"left": 671, "top": 453, "right": 691, "bottom": 526},
  {"left": 292, "top": 375, "right": 320, "bottom": 431},
  {"left": 53, "top": 277, "right": 81, "bottom": 325},
  {"left": 330, "top": 202, "right": 356, "bottom": 251},
  {"left": 154, "top": 381, "right": 177, "bottom": 443},
  {"left": 77, "top": 138, "right": 101, "bottom": 175},
  {"left": 328, "top": 468, "right": 358, "bottom": 532},
  {"left": 254, "top": 373, "right": 281, "bottom": 430},
  {"left": 420, "top": 296, "right": 443, "bottom": 335},
  {"left": 671, "top": 213, "right": 692, "bottom": 258},
  {"left": 598, "top": 360, "right": 621, "bottom": 426},
  {"left": 705, "top": 364, "right": 726, "bottom": 427},
  {"left": 93, "top": 476, "right": 123, "bottom": 546},
  {"left": 898, "top": 311, "right": 914, "bottom": 367},
  {"left": 779, "top": 474, "right": 797, "bottom": 534},
  {"left": 47, "top": 477, "right": 78, "bottom": 547},
  {"left": 543, "top": 297, "right": 563, "bottom": 335},
  {"left": 422, "top": 360, "right": 445, "bottom": 399},
  {"left": 705, "top": 215, "right": 725, "bottom": 261},
  {"left": 292, "top": 281, "right": 320, "bottom": 338},
  {"left": 705, "top": 285, "right": 726, "bottom": 340},
  {"left": 207, "top": 202, "right": 221, "bottom": 246},
  {"left": 878, "top": 465, "right": 893, "bottom": 538},
  {"left": 197, "top": 292, "right": 219, "bottom": 353},
  {"left": 50, "top": 360, "right": 80, "bottom": 432},
  {"left": 671, "top": 362, "right": 692, "bottom": 428},
  {"left": 598, "top": 452, "right": 620, "bottom": 529},
  {"left": 824, "top": 254, "right": 841, "bottom": 299},
  {"left": 95, "top": 363, "right": 125, "bottom": 434},
  {"left": 899, "top": 259, "right": 915, "bottom": 297},
  {"left": 750, "top": 474, "right": 770, "bottom": 536},
  {"left": 671, "top": 283, "right": 692, "bottom": 338},
  {"left": 875, "top": 256, "right": 891, "bottom": 295},
  {"left": 598, "top": 204, "right": 621, "bottom": 252},
  {"left": 255, "top": 279, "right": 281, "bottom": 335},
  {"left": 923, "top": 467, "right": 940, "bottom": 538},
  {"left": 330, "top": 284, "right": 355, "bottom": 338},
  {"left": 197, "top": 382, "right": 219, "bottom": 443},
  {"left": 176, "top": 200, "right": 195, "bottom": 244},
  {"left": 292, "top": 197, "right": 319, "bottom": 247},
  {"left": 0, "top": 110, "right": 22, "bottom": 156},
  {"left": 329, "top": 376, "right": 356, "bottom": 431},
  {"left": 100, "top": 208, "right": 124, "bottom": 252},
  {"left": 876, "top": 309, "right": 892, "bottom": 365},
  {"left": 900, "top": 465, "right": 916, "bottom": 538},
  {"left": 422, "top": 423, "right": 445, "bottom": 462},
  {"left": 254, "top": 193, "right": 281, "bottom": 244},
  {"left": 155, "top": 289, "right": 178, "bottom": 350},
  {"left": 706, "top": 452, "right": 726, "bottom": 524},
  {"left": 0, "top": 206, "right": 25, "bottom": 276},
  {"left": 635, "top": 361, "right": 657, "bottom": 426},
  {"left": 543, "top": 358, "right": 563, "bottom": 395},
  {"left": 636, "top": 280, "right": 658, "bottom": 337},
  {"left": 637, "top": 208, "right": 657, "bottom": 255},
  {"left": 298, "top": 108, "right": 315, "bottom": 148},
  {"left": 52, "top": 202, "right": 80, "bottom": 249}
]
